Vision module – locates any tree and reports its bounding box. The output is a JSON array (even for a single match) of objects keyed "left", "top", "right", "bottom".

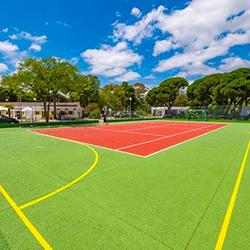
[
  {"left": 48, "top": 58, "right": 78, "bottom": 119},
  {"left": 1, "top": 75, "right": 26, "bottom": 102},
  {"left": 15, "top": 57, "right": 78, "bottom": 122},
  {"left": 85, "top": 103, "right": 101, "bottom": 119},
  {"left": 121, "top": 82, "right": 136, "bottom": 111},
  {"left": 187, "top": 74, "right": 223, "bottom": 107},
  {"left": 99, "top": 84, "right": 123, "bottom": 115},
  {"left": 147, "top": 77, "right": 188, "bottom": 116},
  {"left": 174, "top": 94, "right": 190, "bottom": 107},
  {"left": 3, "top": 103, "right": 15, "bottom": 118},
  {"left": 71, "top": 75, "right": 100, "bottom": 113},
  {"left": 211, "top": 68, "right": 250, "bottom": 117},
  {"left": 132, "top": 82, "right": 149, "bottom": 99}
]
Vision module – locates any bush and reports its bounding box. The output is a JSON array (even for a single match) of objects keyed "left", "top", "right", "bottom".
[
  {"left": 88, "top": 110, "right": 101, "bottom": 119},
  {"left": 85, "top": 103, "right": 101, "bottom": 119}
]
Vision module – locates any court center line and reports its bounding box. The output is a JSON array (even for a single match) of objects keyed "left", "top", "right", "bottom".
[
  {"left": 119, "top": 122, "right": 206, "bottom": 132},
  {"left": 144, "top": 125, "right": 229, "bottom": 158},
  {"left": 117, "top": 124, "right": 218, "bottom": 151},
  {"left": 19, "top": 143, "right": 99, "bottom": 210},
  {"left": 0, "top": 185, "right": 52, "bottom": 250},
  {"left": 214, "top": 139, "right": 250, "bottom": 250},
  {"left": 30, "top": 129, "right": 145, "bottom": 158}
]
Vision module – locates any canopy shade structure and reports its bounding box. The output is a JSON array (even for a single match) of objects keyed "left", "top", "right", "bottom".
[
  {"left": 23, "top": 106, "right": 33, "bottom": 119},
  {"left": 23, "top": 107, "right": 32, "bottom": 112},
  {"left": 0, "top": 106, "right": 8, "bottom": 111}
]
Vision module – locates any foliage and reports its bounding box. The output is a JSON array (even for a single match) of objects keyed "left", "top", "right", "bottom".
[
  {"left": 174, "top": 94, "right": 190, "bottom": 107},
  {"left": 71, "top": 75, "right": 100, "bottom": 109},
  {"left": 146, "top": 77, "right": 189, "bottom": 116},
  {"left": 187, "top": 74, "right": 222, "bottom": 107},
  {"left": 187, "top": 68, "right": 250, "bottom": 118},
  {"left": 0, "top": 55, "right": 249, "bottom": 121},
  {"left": 3, "top": 103, "right": 15, "bottom": 118},
  {"left": 85, "top": 103, "right": 101, "bottom": 119}
]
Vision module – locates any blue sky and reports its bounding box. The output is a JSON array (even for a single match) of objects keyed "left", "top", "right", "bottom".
[{"left": 0, "top": 0, "right": 250, "bottom": 86}]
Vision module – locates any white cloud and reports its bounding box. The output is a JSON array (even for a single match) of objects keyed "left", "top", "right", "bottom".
[
  {"left": 153, "top": 39, "right": 179, "bottom": 56},
  {"left": 156, "top": 0, "right": 250, "bottom": 51},
  {"left": 9, "top": 31, "right": 47, "bottom": 52},
  {"left": 0, "top": 40, "right": 18, "bottom": 53},
  {"left": 218, "top": 57, "right": 250, "bottom": 72},
  {"left": 131, "top": 7, "right": 141, "bottom": 17},
  {"left": 56, "top": 21, "right": 71, "bottom": 28},
  {"left": 153, "top": 0, "right": 250, "bottom": 75},
  {"left": 0, "top": 63, "right": 8, "bottom": 72},
  {"left": 2, "top": 27, "right": 8, "bottom": 33},
  {"left": 10, "top": 31, "right": 47, "bottom": 44},
  {"left": 115, "top": 11, "right": 122, "bottom": 18},
  {"left": 29, "top": 43, "right": 41, "bottom": 52},
  {"left": 144, "top": 74, "right": 155, "bottom": 79},
  {"left": 2, "top": 50, "right": 29, "bottom": 69},
  {"left": 113, "top": 6, "right": 165, "bottom": 44},
  {"left": 0, "top": 40, "right": 28, "bottom": 70},
  {"left": 111, "top": 0, "right": 250, "bottom": 77},
  {"left": 81, "top": 42, "right": 142, "bottom": 77},
  {"left": 115, "top": 71, "right": 141, "bottom": 82},
  {"left": 154, "top": 31, "right": 250, "bottom": 74},
  {"left": 9, "top": 34, "right": 17, "bottom": 40},
  {"left": 69, "top": 57, "right": 79, "bottom": 65}
]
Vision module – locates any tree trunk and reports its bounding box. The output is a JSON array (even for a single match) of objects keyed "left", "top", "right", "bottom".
[
  {"left": 165, "top": 105, "right": 172, "bottom": 117},
  {"left": 43, "top": 101, "right": 49, "bottom": 123},
  {"left": 47, "top": 102, "right": 51, "bottom": 123},
  {"left": 53, "top": 96, "right": 57, "bottom": 120},
  {"left": 225, "top": 100, "right": 233, "bottom": 117},
  {"left": 238, "top": 100, "right": 244, "bottom": 119},
  {"left": 8, "top": 108, "right": 11, "bottom": 118}
]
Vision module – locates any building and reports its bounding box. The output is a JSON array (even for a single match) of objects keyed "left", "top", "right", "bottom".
[
  {"left": 151, "top": 106, "right": 189, "bottom": 117},
  {"left": 0, "top": 102, "right": 83, "bottom": 121}
]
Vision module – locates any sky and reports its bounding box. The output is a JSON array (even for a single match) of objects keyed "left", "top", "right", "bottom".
[{"left": 0, "top": 0, "right": 250, "bottom": 86}]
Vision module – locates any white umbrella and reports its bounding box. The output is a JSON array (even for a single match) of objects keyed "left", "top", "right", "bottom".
[
  {"left": 0, "top": 106, "right": 8, "bottom": 111},
  {"left": 23, "top": 106, "right": 33, "bottom": 119}
]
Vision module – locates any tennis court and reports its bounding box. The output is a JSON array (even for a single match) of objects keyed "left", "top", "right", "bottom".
[
  {"left": 33, "top": 121, "right": 227, "bottom": 156},
  {"left": 0, "top": 120, "right": 249, "bottom": 249}
]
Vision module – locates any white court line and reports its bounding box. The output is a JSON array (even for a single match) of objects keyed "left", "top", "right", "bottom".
[
  {"left": 88, "top": 126, "right": 165, "bottom": 137},
  {"left": 118, "top": 122, "right": 201, "bottom": 132},
  {"left": 31, "top": 122, "right": 229, "bottom": 158},
  {"left": 30, "top": 130, "right": 145, "bottom": 158},
  {"left": 116, "top": 124, "right": 218, "bottom": 151},
  {"left": 144, "top": 124, "right": 229, "bottom": 158}
]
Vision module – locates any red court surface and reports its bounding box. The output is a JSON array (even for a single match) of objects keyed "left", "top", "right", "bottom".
[{"left": 33, "top": 121, "right": 227, "bottom": 157}]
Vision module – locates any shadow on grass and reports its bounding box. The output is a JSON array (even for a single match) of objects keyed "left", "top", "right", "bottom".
[{"left": 0, "top": 230, "right": 10, "bottom": 250}]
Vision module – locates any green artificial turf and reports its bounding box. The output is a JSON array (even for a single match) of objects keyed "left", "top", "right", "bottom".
[{"left": 0, "top": 122, "right": 249, "bottom": 249}]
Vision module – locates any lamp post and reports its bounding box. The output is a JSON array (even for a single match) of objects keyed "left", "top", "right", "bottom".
[
  {"left": 5, "top": 98, "right": 9, "bottom": 117},
  {"left": 129, "top": 97, "right": 132, "bottom": 119},
  {"left": 33, "top": 98, "right": 37, "bottom": 122}
]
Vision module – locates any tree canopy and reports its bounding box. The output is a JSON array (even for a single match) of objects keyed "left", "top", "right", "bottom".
[
  {"left": 146, "top": 77, "right": 188, "bottom": 116},
  {"left": 0, "top": 56, "right": 249, "bottom": 121}
]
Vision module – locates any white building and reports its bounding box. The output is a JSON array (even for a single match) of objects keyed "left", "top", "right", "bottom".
[
  {"left": 0, "top": 102, "right": 83, "bottom": 121},
  {"left": 151, "top": 106, "right": 189, "bottom": 117}
]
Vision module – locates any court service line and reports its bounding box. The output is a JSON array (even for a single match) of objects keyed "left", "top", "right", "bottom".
[
  {"left": 214, "top": 139, "right": 250, "bottom": 250},
  {"left": 30, "top": 130, "right": 145, "bottom": 158},
  {"left": 0, "top": 185, "right": 52, "bottom": 250},
  {"left": 117, "top": 124, "right": 218, "bottom": 151},
  {"left": 119, "top": 122, "right": 205, "bottom": 132},
  {"left": 19, "top": 143, "right": 99, "bottom": 210},
  {"left": 89, "top": 126, "right": 165, "bottom": 137},
  {"left": 144, "top": 125, "right": 229, "bottom": 157}
]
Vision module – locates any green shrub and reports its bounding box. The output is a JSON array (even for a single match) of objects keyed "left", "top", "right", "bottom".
[{"left": 86, "top": 103, "right": 101, "bottom": 119}]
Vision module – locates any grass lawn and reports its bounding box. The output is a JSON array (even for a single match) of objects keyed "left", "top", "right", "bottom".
[{"left": 0, "top": 121, "right": 249, "bottom": 249}]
